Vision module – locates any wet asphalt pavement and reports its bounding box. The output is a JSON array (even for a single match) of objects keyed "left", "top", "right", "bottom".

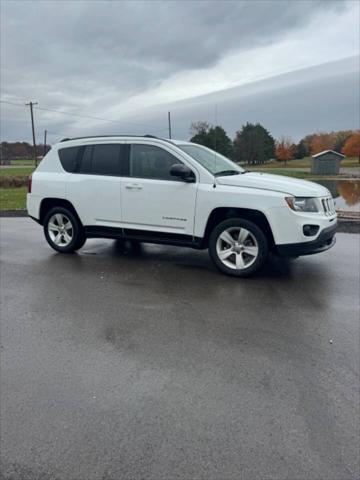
[{"left": 0, "top": 218, "right": 359, "bottom": 480}]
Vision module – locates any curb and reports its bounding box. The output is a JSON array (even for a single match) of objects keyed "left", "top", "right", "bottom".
[
  {"left": 0, "top": 209, "right": 28, "bottom": 217},
  {"left": 336, "top": 219, "right": 360, "bottom": 233},
  {"left": 1, "top": 210, "right": 359, "bottom": 233}
]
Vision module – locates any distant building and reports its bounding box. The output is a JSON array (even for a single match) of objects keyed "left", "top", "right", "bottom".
[{"left": 311, "top": 150, "right": 344, "bottom": 175}]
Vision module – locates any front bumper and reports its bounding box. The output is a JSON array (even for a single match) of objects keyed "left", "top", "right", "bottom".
[{"left": 275, "top": 223, "right": 337, "bottom": 257}]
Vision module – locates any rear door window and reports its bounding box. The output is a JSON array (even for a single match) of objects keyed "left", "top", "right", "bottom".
[
  {"left": 77, "top": 144, "right": 128, "bottom": 176},
  {"left": 92, "top": 144, "right": 121, "bottom": 176}
]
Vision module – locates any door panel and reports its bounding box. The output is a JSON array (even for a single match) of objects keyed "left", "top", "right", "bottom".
[
  {"left": 67, "top": 174, "right": 122, "bottom": 226},
  {"left": 121, "top": 177, "right": 197, "bottom": 234},
  {"left": 120, "top": 143, "right": 198, "bottom": 235},
  {"left": 65, "top": 143, "right": 125, "bottom": 227}
]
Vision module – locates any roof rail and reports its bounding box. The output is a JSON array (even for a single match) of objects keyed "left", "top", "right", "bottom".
[{"left": 60, "top": 134, "right": 163, "bottom": 142}]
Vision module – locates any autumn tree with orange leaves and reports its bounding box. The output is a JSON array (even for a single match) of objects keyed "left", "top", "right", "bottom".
[
  {"left": 309, "top": 132, "right": 336, "bottom": 155},
  {"left": 342, "top": 131, "right": 360, "bottom": 163},
  {"left": 276, "top": 137, "right": 295, "bottom": 166}
]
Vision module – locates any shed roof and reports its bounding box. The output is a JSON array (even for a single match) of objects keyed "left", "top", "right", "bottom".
[{"left": 312, "top": 150, "right": 345, "bottom": 159}]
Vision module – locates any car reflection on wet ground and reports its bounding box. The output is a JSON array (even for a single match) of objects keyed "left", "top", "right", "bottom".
[{"left": 1, "top": 218, "right": 359, "bottom": 480}]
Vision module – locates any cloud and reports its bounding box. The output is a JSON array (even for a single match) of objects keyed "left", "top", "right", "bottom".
[
  {"left": 1, "top": 1, "right": 347, "bottom": 97},
  {"left": 83, "top": 57, "right": 360, "bottom": 142},
  {"left": 0, "top": 0, "right": 357, "bottom": 141}
]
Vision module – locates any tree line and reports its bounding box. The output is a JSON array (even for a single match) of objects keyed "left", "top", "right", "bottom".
[
  {"left": 0, "top": 141, "right": 51, "bottom": 162},
  {"left": 190, "top": 122, "right": 360, "bottom": 164},
  {"left": 1, "top": 126, "right": 359, "bottom": 164}
]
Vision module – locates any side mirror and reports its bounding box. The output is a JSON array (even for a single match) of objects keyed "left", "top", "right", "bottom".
[{"left": 170, "top": 164, "right": 195, "bottom": 182}]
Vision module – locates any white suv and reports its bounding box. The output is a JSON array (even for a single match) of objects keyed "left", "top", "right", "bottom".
[{"left": 27, "top": 135, "right": 337, "bottom": 276}]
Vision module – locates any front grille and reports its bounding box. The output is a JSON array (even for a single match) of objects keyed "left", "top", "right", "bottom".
[{"left": 321, "top": 197, "right": 336, "bottom": 216}]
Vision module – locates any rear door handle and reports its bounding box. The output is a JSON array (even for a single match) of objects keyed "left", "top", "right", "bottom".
[{"left": 125, "top": 183, "right": 142, "bottom": 190}]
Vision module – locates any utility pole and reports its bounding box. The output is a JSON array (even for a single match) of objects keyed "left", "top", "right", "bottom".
[
  {"left": 25, "top": 101, "right": 38, "bottom": 166},
  {"left": 168, "top": 111, "right": 172, "bottom": 139},
  {"left": 43, "top": 129, "right": 47, "bottom": 157}
]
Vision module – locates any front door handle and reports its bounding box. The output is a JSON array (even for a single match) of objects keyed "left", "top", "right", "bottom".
[{"left": 125, "top": 184, "right": 142, "bottom": 190}]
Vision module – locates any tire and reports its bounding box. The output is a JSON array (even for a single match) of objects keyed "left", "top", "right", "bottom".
[
  {"left": 208, "top": 218, "right": 268, "bottom": 277},
  {"left": 74, "top": 235, "right": 87, "bottom": 251},
  {"left": 43, "top": 207, "right": 86, "bottom": 253}
]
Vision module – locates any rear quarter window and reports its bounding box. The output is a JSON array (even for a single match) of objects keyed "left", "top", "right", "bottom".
[{"left": 58, "top": 147, "right": 80, "bottom": 172}]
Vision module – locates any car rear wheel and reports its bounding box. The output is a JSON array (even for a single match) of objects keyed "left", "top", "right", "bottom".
[
  {"left": 44, "top": 207, "right": 85, "bottom": 253},
  {"left": 209, "top": 218, "right": 268, "bottom": 276}
]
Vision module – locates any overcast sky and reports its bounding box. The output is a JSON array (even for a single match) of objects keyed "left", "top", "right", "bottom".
[{"left": 0, "top": 0, "right": 359, "bottom": 143}]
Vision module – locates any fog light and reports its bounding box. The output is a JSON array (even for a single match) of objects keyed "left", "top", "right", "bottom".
[{"left": 303, "top": 225, "right": 320, "bottom": 237}]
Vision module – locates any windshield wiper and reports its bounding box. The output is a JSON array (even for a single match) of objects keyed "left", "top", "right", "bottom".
[{"left": 214, "top": 170, "right": 242, "bottom": 177}]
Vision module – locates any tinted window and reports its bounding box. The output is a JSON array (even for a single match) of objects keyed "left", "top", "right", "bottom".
[
  {"left": 80, "top": 145, "right": 92, "bottom": 174},
  {"left": 129, "top": 144, "right": 181, "bottom": 180},
  {"left": 92, "top": 144, "right": 121, "bottom": 176},
  {"left": 58, "top": 147, "right": 80, "bottom": 172},
  {"left": 77, "top": 144, "right": 126, "bottom": 176}
]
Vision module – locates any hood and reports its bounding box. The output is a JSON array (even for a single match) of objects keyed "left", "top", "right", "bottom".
[{"left": 216, "top": 172, "right": 330, "bottom": 197}]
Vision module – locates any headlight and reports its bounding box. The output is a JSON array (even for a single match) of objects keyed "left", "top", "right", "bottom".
[{"left": 285, "top": 197, "right": 320, "bottom": 212}]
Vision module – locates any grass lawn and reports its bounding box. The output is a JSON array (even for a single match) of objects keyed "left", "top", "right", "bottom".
[
  {"left": 8, "top": 159, "right": 36, "bottom": 166},
  {"left": 245, "top": 168, "right": 359, "bottom": 180},
  {"left": 0, "top": 166, "right": 35, "bottom": 177},
  {"left": 0, "top": 157, "right": 357, "bottom": 211},
  {"left": 247, "top": 169, "right": 313, "bottom": 179},
  {"left": 248, "top": 157, "right": 359, "bottom": 169},
  {"left": 0, "top": 187, "right": 27, "bottom": 210}
]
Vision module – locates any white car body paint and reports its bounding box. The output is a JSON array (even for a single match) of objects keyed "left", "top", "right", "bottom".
[{"left": 27, "top": 136, "right": 337, "bottom": 252}]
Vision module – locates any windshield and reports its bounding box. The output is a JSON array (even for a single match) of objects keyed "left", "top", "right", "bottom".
[{"left": 178, "top": 143, "right": 244, "bottom": 176}]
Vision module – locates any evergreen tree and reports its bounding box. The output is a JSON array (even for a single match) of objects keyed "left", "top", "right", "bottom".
[
  {"left": 190, "top": 123, "right": 233, "bottom": 158},
  {"left": 294, "top": 139, "right": 307, "bottom": 159},
  {"left": 233, "top": 123, "right": 275, "bottom": 165}
]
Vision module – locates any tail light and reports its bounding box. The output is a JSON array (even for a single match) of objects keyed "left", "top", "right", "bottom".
[{"left": 28, "top": 174, "right": 32, "bottom": 193}]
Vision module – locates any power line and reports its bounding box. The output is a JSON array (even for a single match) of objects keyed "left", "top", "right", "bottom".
[
  {"left": 46, "top": 130, "right": 70, "bottom": 137},
  {"left": 0, "top": 100, "right": 28, "bottom": 109},
  {"left": 0, "top": 99, "right": 169, "bottom": 133}
]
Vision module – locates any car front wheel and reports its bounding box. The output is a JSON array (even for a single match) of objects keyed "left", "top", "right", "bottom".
[
  {"left": 43, "top": 207, "right": 85, "bottom": 253},
  {"left": 209, "top": 218, "right": 268, "bottom": 276}
]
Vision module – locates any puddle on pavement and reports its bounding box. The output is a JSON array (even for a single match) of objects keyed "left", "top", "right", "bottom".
[{"left": 314, "top": 179, "right": 360, "bottom": 212}]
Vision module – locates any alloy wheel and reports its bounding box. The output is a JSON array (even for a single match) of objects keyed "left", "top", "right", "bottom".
[
  {"left": 47, "top": 213, "right": 73, "bottom": 247},
  {"left": 216, "top": 226, "right": 259, "bottom": 270}
]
